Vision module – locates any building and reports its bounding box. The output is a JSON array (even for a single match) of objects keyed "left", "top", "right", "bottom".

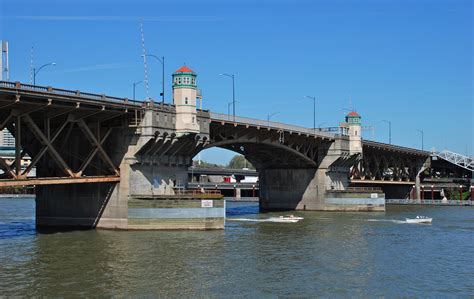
[{"left": 0, "top": 128, "right": 14, "bottom": 147}]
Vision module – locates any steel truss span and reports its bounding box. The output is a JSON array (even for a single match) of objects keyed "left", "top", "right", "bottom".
[
  {"left": 350, "top": 143, "right": 429, "bottom": 183},
  {"left": 0, "top": 82, "right": 142, "bottom": 186},
  {"left": 434, "top": 150, "right": 473, "bottom": 172}
]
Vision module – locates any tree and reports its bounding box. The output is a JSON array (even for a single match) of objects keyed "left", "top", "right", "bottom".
[
  {"left": 192, "top": 160, "right": 225, "bottom": 169},
  {"left": 228, "top": 155, "right": 254, "bottom": 169}
]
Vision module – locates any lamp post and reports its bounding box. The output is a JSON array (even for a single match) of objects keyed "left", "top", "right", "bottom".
[
  {"left": 304, "top": 96, "right": 316, "bottom": 131},
  {"left": 227, "top": 101, "right": 239, "bottom": 121},
  {"left": 142, "top": 54, "right": 165, "bottom": 104},
  {"left": 133, "top": 80, "right": 143, "bottom": 100},
  {"left": 267, "top": 112, "right": 279, "bottom": 126},
  {"left": 33, "top": 62, "right": 56, "bottom": 85},
  {"left": 382, "top": 120, "right": 392, "bottom": 144},
  {"left": 417, "top": 129, "right": 424, "bottom": 150},
  {"left": 318, "top": 122, "right": 326, "bottom": 131},
  {"left": 220, "top": 73, "right": 235, "bottom": 121}
]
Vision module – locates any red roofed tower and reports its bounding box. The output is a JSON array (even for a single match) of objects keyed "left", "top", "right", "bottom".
[
  {"left": 344, "top": 111, "right": 362, "bottom": 154},
  {"left": 172, "top": 65, "right": 199, "bottom": 134}
]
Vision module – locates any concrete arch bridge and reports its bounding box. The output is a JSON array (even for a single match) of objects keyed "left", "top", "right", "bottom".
[{"left": 1, "top": 81, "right": 470, "bottom": 229}]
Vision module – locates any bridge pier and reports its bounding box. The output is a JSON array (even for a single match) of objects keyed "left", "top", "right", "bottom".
[
  {"left": 35, "top": 124, "right": 133, "bottom": 229},
  {"left": 259, "top": 168, "right": 322, "bottom": 210},
  {"left": 33, "top": 99, "right": 220, "bottom": 230}
]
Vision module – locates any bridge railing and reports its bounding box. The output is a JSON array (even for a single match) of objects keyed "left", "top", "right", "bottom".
[
  {"left": 386, "top": 199, "right": 473, "bottom": 206},
  {"left": 0, "top": 81, "right": 144, "bottom": 107},
  {"left": 210, "top": 112, "right": 346, "bottom": 138}
]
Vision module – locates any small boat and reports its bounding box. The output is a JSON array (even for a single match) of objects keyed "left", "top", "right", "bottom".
[
  {"left": 280, "top": 215, "right": 304, "bottom": 221},
  {"left": 406, "top": 216, "right": 432, "bottom": 224},
  {"left": 267, "top": 215, "right": 304, "bottom": 223}
]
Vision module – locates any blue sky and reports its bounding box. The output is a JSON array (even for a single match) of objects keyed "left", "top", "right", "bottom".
[{"left": 1, "top": 0, "right": 472, "bottom": 164}]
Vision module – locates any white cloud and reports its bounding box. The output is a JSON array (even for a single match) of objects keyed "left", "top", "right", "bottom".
[
  {"left": 52, "top": 62, "right": 134, "bottom": 74},
  {"left": 11, "top": 15, "right": 234, "bottom": 22}
]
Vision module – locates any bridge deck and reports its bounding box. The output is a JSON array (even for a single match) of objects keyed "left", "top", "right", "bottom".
[
  {"left": 0, "top": 176, "right": 120, "bottom": 187},
  {"left": 362, "top": 140, "right": 429, "bottom": 156},
  {"left": 0, "top": 81, "right": 145, "bottom": 110},
  {"left": 210, "top": 112, "right": 342, "bottom": 140}
]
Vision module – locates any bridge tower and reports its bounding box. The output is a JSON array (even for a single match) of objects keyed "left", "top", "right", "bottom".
[
  {"left": 172, "top": 65, "right": 200, "bottom": 135},
  {"left": 345, "top": 111, "right": 362, "bottom": 154}
]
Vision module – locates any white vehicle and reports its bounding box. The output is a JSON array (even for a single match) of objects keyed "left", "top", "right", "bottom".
[{"left": 406, "top": 216, "right": 432, "bottom": 224}]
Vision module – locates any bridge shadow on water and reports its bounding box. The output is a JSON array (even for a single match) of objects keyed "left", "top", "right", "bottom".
[
  {"left": 0, "top": 219, "right": 36, "bottom": 240},
  {"left": 0, "top": 219, "right": 96, "bottom": 238},
  {"left": 225, "top": 202, "right": 260, "bottom": 217}
]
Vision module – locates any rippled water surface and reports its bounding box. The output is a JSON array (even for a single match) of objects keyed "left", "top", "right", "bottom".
[{"left": 1, "top": 198, "right": 473, "bottom": 297}]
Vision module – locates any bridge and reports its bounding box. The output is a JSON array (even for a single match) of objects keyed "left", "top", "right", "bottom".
[{"left": 0, "top": 67, "right": 471, "bottom": 229}]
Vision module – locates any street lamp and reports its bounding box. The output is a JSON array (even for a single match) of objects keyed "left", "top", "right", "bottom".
[
  {"left": 33, "top": 62, "right": 56, "bottom": 85},
  {"left": 304, "top": 96, "right": 316, "bottom": 131},
  {"left": 267, "top": 112, "right": 279, "bottom": 126},
  {"left": 318, "top": 122, "right": 326, "bottom": 131},
  {"left": 142, "top": 54, "right": 165, "bottom": 104},
  {"left": 220, "top": 73, "right": 235, "bottom": 121},
  {"left": 227, "top": 100, "right": 240, "bottom": 121},
  {"left": 382, "top": 120, "right": 392, "bottom": 144},
  {"left": 417, "top": 129, "right": 424, "bottom": 150},
  {"left": 133, "top": 80, "right": 143, "bottom": 100}
]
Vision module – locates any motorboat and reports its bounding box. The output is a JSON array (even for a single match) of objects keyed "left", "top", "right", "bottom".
[
  {"left": 280, "top": 215, "right": 304, "bottom": 221},
  {"left": 266, "top": 215, "right": 304, "bottom": 223},
  {"left": 405, "top": 216, "right": 432, "bottom": 224}
]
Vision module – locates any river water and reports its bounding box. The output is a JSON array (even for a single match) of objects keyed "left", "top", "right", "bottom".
[{"left": 0, "top": 198, "right": 473, "bottom": 297}]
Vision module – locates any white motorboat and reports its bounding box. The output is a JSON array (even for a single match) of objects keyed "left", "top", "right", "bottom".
[
  {"left": 406, "top": 216, "right": 432, "bottom": 224},
  {"left": 281, "top": 215, "right": 304, "bottom": 220},
  {"left": 268, "top": 215, "right": 304, "bottom": 223}
]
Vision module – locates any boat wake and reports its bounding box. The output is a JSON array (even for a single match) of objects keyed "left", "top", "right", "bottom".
[
  {"left": 368, "top": 218, "right": 433, "bottom": 224},
  {"left": 367, "top": 219, "right": 408, "bottom": 224},
  {"left": 228, "top": 217, "right": 302, "bottom": 223}
]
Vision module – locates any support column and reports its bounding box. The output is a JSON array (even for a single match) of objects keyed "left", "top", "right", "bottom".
[
  {"left": 15, "top": 115, "right": 21, "bottom": 177},
  {"left": 36, "top": 124, "right": 132, "bottom": 229},
  {"left": 259, "top": 168, "right": 322, "bottom": 210}
]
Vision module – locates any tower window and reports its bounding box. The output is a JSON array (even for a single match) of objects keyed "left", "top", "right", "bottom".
[
  {"left": 192, "top": 117, "right": 195, "bottom": 123},
  {"left": 185, "top": 97, "right": 188, "bottom": 104},
  {"left": 178, "top": 78, "right": 181, "bottom": 84},
  {"left": 355, "top": 130, "right": 358, "bottom": 136}
]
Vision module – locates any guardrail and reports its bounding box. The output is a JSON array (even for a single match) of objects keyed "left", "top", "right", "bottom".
[
  {"left": 386, "top": 199, "right": 474, "bottom": 206},
  {"left": 189, "top": 182, "right": 259, "bottom": 189},
  {"left": 0, "top": 81, "right": 144, "bottom": 107},
  {"left": 328, "top": 187, "right": 383, "bottom": 193},
  {"left": 210, "top": 112, "right": 344, "bottom": 138}
]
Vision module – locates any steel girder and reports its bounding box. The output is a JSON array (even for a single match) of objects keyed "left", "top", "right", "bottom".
[
  {"left": 350, "top": 147, "right": 424, "bottom": 182},
  {"left": 207, "top": 121, "right": 333, "bottom": 169},
  {"left": 0, "top": 92, "right": 132, "bottom": 186}
]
